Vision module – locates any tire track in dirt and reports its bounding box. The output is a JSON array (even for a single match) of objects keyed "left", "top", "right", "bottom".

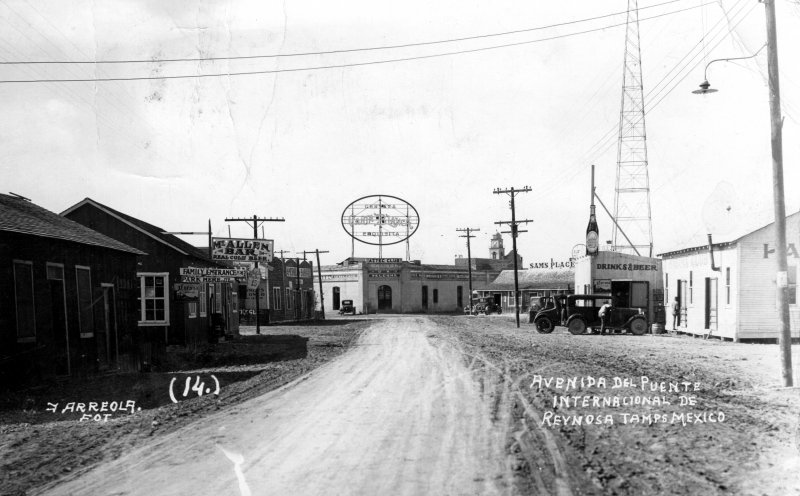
[{"left": 37, "top": 317, "right": 511, "bottom": 496}]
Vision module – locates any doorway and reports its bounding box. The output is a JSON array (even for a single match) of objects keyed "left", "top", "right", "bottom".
[
  {"left": 98, "top": 284, "right": 118, "bottom": 369},
  {"left": 47, "top": 264, "right": 69, "bottom": 375},
  {"left": 677, "top": 280, "right": 688, "bottom": 327},
  {"left": 705, "top": 278, "right": 718, "bottom": 330},
  {"left": 333, "top": 287, "right": 341, "bottom": 310},
  {"left": 378, "top": 285, "right": 392, "bottom": 311},
  {"left": 422, "top": 285, "right": 428, "bottom": 310}
]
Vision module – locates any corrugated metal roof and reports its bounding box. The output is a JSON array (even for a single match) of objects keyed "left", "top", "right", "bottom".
[
  {"left": 0, "top": 194, "right": 145, "bottom": 255},
  {"left": 476, "top": 268, "right": 574, "bottom": 291}
]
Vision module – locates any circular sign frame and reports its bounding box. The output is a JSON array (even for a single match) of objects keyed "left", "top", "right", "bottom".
[{"left": 341, "top": 194, "right": 420, "bottom": 246}]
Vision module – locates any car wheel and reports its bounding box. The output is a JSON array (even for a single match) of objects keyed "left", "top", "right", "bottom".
[
  {"left": 629, "top": 316, "right": 648, "bottom": 336},
  {"left": 568, "top": 318, "right": 586, "bottom": 335},
  {"left": 535, "top": 316, "right": 555, "bottom": 334}
]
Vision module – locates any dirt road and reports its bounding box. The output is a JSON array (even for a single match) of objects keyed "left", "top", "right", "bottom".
[{"left": 38, "top": 317, "right": 510, "bottom": 496}]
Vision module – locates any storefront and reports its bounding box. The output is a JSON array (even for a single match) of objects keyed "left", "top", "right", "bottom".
[
  {"left": 319, "top": 258, "right": 500, "bottom": 314},
  {"left": 659, "top": 212, "right": 800, "bottom": 341},
  {"left": 574, "top": 250, "right": 666, "bottom": 327},
  {"left": 475, "top": 268, "right": 574, "bottom": 312}
]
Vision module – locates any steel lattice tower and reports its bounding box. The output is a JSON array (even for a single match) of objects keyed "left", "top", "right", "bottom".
[{"left": 612, "top": 0, "right": 653, "bottom": 257}]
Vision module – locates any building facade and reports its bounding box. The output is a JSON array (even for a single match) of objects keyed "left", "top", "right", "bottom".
[
  {"left": 475, "top": 268, "right": 574, "bottom": 312},
  {"left": 319, "top": 258, "right": 502, "bottom": 314},
  {"left": 1, "top": 194, "right": 144, "bottom": 386},
  {"left": 575, "top": 250, "right": 666, "bottom": 326},
  {"left": 62, "top": 198, "right": 239, "bottom": 349},
  {"left": 659, "top": 212, "right": 800, "bottom": 341}
]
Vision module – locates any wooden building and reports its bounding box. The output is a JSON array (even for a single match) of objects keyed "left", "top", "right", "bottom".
[
  {"left": 659, "top": 212, "right": 800, "bottom": 341},
  {"left": 62, "top": 198, "right": 239, "bottom": 349},
  {"left": 475, "top": 268, "right": 575, "bottom": 312},
  {"left": 237, "top": 257, "right": 316, "bottom": 324},
  {"left": 0, "top": 194, "right": 144, "bottom": 386}
]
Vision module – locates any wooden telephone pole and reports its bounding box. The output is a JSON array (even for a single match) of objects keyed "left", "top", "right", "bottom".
[
  {"left": 493, "top": 186, "right": 532, "bottom": 328},
  {"left": 224, "top": 215, "right": 284, "bottom": 334},
  {"left": 456, "top": 227, "right": 480, "bottom": 314},
  {"left": 303, "top": 249, "right": 329, "bottom": 320}
]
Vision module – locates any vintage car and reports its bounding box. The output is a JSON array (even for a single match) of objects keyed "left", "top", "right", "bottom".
[
  {"left": 339, "top": 299, "right": 357, "bottom": 315},
  {"left": 531, "top": 294, "right": 648, "bottom": 335},
  {"left": 472, "top": 296, "right": 502, "bottom": 315}
]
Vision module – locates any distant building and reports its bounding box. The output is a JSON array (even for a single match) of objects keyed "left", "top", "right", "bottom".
[
  {"left": 238, "top": 256, "right": 315, "bottom": 324},
  {"left": 475, "top": 268, "right": 574, "bottom": 312},
  {"left": 659, "top": 211, "right": 800, "bottom": 341},
  {"left": 318, "top": 235, "right": 519, "bottom": 314},
  {"left": 0, "top": 194, "right": 143, "bottom": 385},
  {"left": 62, "top": 198, "right": 239, "bottom": 349}
]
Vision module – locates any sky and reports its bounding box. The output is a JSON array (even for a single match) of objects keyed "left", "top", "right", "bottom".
[{"left": 1, "top": 0, "right": 799, "bottom": 266}]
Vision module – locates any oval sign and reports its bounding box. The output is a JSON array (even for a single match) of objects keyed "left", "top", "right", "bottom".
[{"left": 341, "top": 195, "right": 420, "bottom": 246}]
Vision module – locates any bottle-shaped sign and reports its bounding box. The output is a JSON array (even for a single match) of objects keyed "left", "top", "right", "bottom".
[{"left": 586, "top": 205, "right": 599, "bottom": 256}]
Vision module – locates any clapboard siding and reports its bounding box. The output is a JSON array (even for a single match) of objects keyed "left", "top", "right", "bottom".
[
  {"left": 737, "top": 216, "right": 800, "bottom": 339},
  {"left": 662, "top": 246, "right": 738, "bottom": 339}
]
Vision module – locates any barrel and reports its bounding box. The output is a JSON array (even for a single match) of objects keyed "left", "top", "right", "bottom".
[{"left": 651, "top": 323, "right": 666, "bottom": 334}]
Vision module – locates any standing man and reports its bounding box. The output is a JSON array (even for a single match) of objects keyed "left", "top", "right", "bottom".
[
  {"left": 598, "top": 300, "right": 612, "bottom": 335},
  {"left": 670, "top": 296, "right": 680, "bottom": 331}
]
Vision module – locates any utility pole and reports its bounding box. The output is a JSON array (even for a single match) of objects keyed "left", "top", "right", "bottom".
[
  {"left": 161, "top": 220, "right": 215, "bottom": 339},
  {"left": 764, "top": 0, "right": 792, "bottom": 387},
  {"left": 303, "top": 249, "right": 329, "bottom": 320},
  {"left": 494, "top": 186, "right": 532, "bottom": 328},
  {"left": 456, "top": 227, "right": 480, "bottom": 314},
  {"left": 224, "top": 215, "right": 285, "bottom": 334}
]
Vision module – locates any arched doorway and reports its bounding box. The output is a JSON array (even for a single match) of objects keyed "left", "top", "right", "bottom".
[{"left": 377, "top": 285, "right": 392, "bottom": 311}]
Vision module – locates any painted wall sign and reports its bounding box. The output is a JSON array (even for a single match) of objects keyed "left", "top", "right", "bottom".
[
  {"left": 286, "top": 267, "right": 312, "bottom": 278},
  {"left": 173, "top": 283, "right": 199, "bottom": 300},
  {"left": 180, "top": 267, "right": 245, "bottom": 283},
  {"left": 529, "top": 259, "right": 577, "bottom": 269},
  {"left": 341, "top": 195, "right": 420, "bottom": 246},
  {"left": 366, "top": 258, "right": 402, "bottom": 263},
  {"left": 595, "top": 263, "right": 658, "bottom": 272},
  {"left": 212, "top": 237, "right": 274, "bottom": 262},
  {"left": 763, "top": 243, "right": 800, "bottom": 259}
]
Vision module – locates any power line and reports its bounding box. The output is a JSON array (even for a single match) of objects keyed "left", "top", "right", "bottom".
[
  {"left": 0, "top": 0, "right": 686, "bottom": 65},
  {"left": 0, "top": 3, "right": 711, "bottom": 84}
]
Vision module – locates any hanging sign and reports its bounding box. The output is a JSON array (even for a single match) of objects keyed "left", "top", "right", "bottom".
[
  {"left": 179, "top": 267, "right": 246, "bottom": 283},
  {"left": 211, "top": 238, "right": 274, "bottom": 262},
  {"left": 341, "top": 195, "right": 420, "bottom": 246}
]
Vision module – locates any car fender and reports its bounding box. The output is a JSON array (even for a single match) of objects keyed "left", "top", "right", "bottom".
[{"left": 566, "top": 313, "right": 587, "bottom": 326}]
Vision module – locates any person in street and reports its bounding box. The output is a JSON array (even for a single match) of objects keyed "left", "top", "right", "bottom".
[
  {"left": 598, "top": 301, "right": 612, "bottom": 334},
  {"left": 670, "top": 296, "right": 680, "bottom": 330}
]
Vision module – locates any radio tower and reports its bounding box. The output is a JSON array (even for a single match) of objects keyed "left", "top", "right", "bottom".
[{"left": 612, "top": 0, "right": 653, "bottom": 257}]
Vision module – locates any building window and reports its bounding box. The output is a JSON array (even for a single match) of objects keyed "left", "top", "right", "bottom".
[
  {"left": 138, "top": 273, "right": 169, "bottom": 326},
  {"left": 433, "top": 289, "right": 438, "bottom": 304},
  {"left": 689, "top": 271, "right": 693, "bottom": 305},
  {"left": 76, "top": 266, "right": 94, "bottom": 337},
  {"left": 188, "top": 302, "right": 198, "bottom": 318},
  {"left": 272, "top": 287, "right": 282, "bottom": 310},
  {"left": 725, "top": 268, "right": 731, "bottom": 305},
  {"left": 286, "top": 288, "right": 292, "bottom": 310},
  {"left": 789, "top": 265, "right": 797, "bottom": 305},
  {"left": 13, "top": 260, "right": 36, "bottom": 341}
]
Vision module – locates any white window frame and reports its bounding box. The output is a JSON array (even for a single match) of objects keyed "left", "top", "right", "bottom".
[
  {"left": 137, "top": 272, "right": 170, "bottom": 326},
  {"left": 272, "top": 286, "right": 282, "bottom": 310},
  {"left": 75, "top": 265, "right": 94, "bottom": 338},
  {"left": 13, "top": 260, "right": 36, "bottom": 343}
]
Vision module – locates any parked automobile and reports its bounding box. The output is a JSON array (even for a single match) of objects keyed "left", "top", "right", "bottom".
[
  {"left": 531, "top": 294, "right": 648, "bottom": 335},
  {"left": 472, "top": 296, "right": 502, "bottom": 315},
  {"left": 339, "top": 299, "right": 357, "bottom": 315}
]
